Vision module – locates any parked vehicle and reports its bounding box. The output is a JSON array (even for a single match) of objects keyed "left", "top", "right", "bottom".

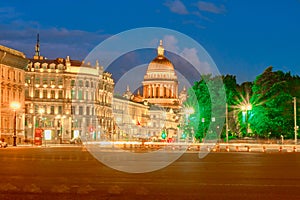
[
  {"left": 70, "top": 137, "right": 82, "bottom": 144},
  {"left": 0, "top": 141, "right": 8, "bottom": 148}
]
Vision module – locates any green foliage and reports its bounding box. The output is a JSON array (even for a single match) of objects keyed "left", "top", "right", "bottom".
[
  {"left": 249, "top": 66, "right": 297, "bottom": 138},
  {"left": 181, "top": 67, "right": 300, "bottom": 141},
  {"left": 181, "top": 74, "right": 225, "bottom": 142}
]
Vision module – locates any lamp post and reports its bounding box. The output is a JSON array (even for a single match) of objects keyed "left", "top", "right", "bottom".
[
  {"left": 226, "top": 103, "right": 229, "bottom": 143},
  {"left": 39, "top": 108, "right": 45, "bottom": 128},
  {"left": 184, "top": 107, "right": 194, "bottom": 142},
  {"left": 56, "top": 114, "right": 65, "bottom": 144},
  {"left": 10, "top": 102, "right": 21, "bottom": 146},
  {"left": 241, "top": 103, "right": 252, "bottom": 136},
  {"left": 294, "top": 97, "right": 297, "bottom": 144}
]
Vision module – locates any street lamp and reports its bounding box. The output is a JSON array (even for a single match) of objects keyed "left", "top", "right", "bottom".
[
  {"left": 294, "top": 97, "right": 297, "bottom": 144},
  {"left": 241, "top": 103, "right": 252, "bottom": 136},
  {"left": 39, "top": 108, "right": 45, "bottom": 128},
  {"left": 56, "top": 114, "right": 65, "bottom": 144},
  {"left": 184, "top": 107, "right": 194, "bottom": 142},
  {"left": 10, "top": 101, "right": 21, "bottom": 146}
]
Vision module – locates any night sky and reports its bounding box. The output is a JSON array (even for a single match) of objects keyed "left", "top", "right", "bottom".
[{"left": 0, "top": 0, "right": 299, "bottom": 83}]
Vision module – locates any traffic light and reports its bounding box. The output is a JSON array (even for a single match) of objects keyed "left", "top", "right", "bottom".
[{"left": 161, "top": 130, "right": 167, "bottom": 139}]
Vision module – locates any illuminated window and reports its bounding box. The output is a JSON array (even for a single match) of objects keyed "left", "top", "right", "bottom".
[
  {"left": 35, "top": 78, "right": 40, "bottom": 84},
  {"left": 43, "top": 78, "right": 47, "bottom": 85},
  {"left": 71, "top": 90, "right": 76, "bottom": 99},
  {"left": 58, "top": 78, "right": 63, "bottom": 85},
  {"left": 58, "top": 90, "right": 63, "bottom": 99},
  {"left": 78, "top": 91, "right": 83, "bottom": 100},
  {"left": 35, "top": 89, "right": 39, "bottom": 98},
  {"left": 51, "top": 90, "right": 55, "bottom": 98}
]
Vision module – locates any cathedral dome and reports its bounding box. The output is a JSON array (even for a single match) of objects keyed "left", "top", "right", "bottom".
[
  {"left": 147, "top": 55, "right": 174, "bottom": 71},
  {"left": 145, "top": 40, "right": 176, "bottom": 76}
]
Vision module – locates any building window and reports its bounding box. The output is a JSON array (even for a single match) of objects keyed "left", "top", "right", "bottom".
[
  {"left": 58, "top": 90, "right": 63, "bottom": 99},
  {"left": 50, "top": 79, "right": 55, "bottom": 86},
  {"left": 85, "top": 81, "right": 89, "bottom": 87},
  {"left": 78, "top": 91, "right": 83, "bottom": 100},
  {"left": 86, "top": 91, "right": 89, "bottom": 100},
  {"left": 79, "top": 80, "right": 83, "bottom": 87},
  {"left": 79, "top": 106, "right": 83, "bottom": 115},
  {"left": 35, "top": 78, "right": 40, "bottom": 84},
  {"left": 51, "top": 106, "right": 54, "bottom": 114},
  {"left": 19, "top": 72, "right": 22, "bottom": 82},
  {"left": 86, "top": 107, "right": 90, "bottom": 115},
  {"left": 71, "top": 106, "right": 75, "bottom": 115},
  {"left": 71, "top": 90, "right": 76, "bottom": 99},
  {"left": 51, "top": 90, "right": 55, "bottom": 98},
  {"left": 34, "top": 105, "right": 39, "bottom": 114},
  {"left": 43, "top": 78, "right": 47, "bottom": 85},
  {"left": 43, "top": 90, "right": 47, "bottom": 98},
  {"left": 25, "top": 89, "right": 29, "bottom": 98},
  {"left": 58, "top": 106, "right": 62, "bottom": 114},
  {"left": 58, "top": 78, "right": 63, "bottom": 85},
  {"left": 71, "top": 80, "right": 75, "bottom": 86},
  {"left": 35, "top": 89, "right": 39, "bottom": 98},
  {"left": 25, "top": 77, "right": 30, "bottom": 84}
]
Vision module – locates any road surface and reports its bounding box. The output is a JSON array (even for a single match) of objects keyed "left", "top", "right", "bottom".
[{"left": 0, "top": 146, "right": 300, "bottom": 199}]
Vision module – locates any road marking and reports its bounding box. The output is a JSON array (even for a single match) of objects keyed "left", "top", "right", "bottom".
[
  {"left": 51, "top": 184, "right": 70, "bottom": 193},
  {"left": 108, "top": 185, "right": 123, "bottom": 194},
  {"left": 23, "top": 184, "right": 42, "bottom": 193},
  {"left": 0, "top": 183, "right": 19, "bottom": 192},
  {"left": 77, "top": 185, "right": 96, "bottom": 194}
]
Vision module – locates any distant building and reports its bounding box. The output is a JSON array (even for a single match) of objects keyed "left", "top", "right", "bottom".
[
  {"left": 112, "top": 41, "right": 186, "bottom": 141},
  {"left": 0, "top": 45, "right": 28, "bottom": 144},
  {"left": 25, "top": 36, "right": 114, "bottom": 143}
]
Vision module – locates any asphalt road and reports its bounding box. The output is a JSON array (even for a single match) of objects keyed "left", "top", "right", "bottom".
[{"left": 1, "top": 146, "right": 300, "bottom": 200}]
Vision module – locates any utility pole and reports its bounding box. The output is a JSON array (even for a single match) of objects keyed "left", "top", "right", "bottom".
[
  {"left": 226, "top": 103, "right": 229, "bottom": 143},
  {"left": 294, "top": 97, "right": 297, "bottom": 144}
]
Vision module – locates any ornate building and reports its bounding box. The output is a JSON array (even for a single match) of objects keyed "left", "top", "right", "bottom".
[
  {"left": 25, "top": 37, "right": 114, "bottom": 143},
  {"left": 143, "top": 40, "right": 180, "bottom": 108},
  {"left": 112, "top": 41, "right": 186, "bottom": 141},
  {"left": 0, "top": 45, "right": 28, "bottom": 144}
]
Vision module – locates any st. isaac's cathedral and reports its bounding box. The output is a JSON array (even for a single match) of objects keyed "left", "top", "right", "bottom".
[{"left": 113, "top": 40, "right": 187, "bottom": 141}]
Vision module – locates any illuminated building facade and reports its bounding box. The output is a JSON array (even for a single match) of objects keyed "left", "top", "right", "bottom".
[
  {"left": 0, "top": 45, "right": 28, "bottom": 144},
  {"left": 112, "top": 41, "right": 186, "bottom": 141},
  {"left": 25, "top": 38, "right": 114, "bottom": 143}
]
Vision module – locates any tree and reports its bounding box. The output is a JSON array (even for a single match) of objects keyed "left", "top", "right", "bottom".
[
  {"left": 182, "top": 74, "right": 225, "bottom": 142},
  {"left": 249, "top": 66, "right": 295, "bottom": 138}
]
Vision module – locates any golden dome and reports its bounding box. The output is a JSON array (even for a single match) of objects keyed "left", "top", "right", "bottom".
[
  {"left": 146, "top": 40, "right": 175, "bottom": 72},
  {"left": 148, "top": 56, "right": 174, "bottom": 70}
]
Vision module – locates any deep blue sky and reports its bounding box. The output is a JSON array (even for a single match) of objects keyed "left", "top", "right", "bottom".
[{"left": 0, "top": 0, "right": 299, "bottom": 83}]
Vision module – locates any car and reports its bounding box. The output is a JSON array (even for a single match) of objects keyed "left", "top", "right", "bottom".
[
  {"left": 69, "top": 137, "right": 82, "bottom": 144},
  {"left": 0, "top": 141, "right": 8, "bottom": 148}
]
